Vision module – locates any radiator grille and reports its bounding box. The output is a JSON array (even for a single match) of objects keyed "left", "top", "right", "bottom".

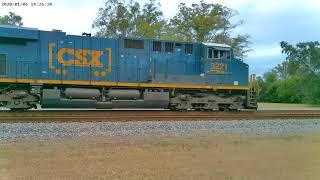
[{"left": 0, "top": 54, "right": 7, "bottom": 76}]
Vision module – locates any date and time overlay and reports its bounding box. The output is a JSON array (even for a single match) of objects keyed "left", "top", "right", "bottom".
[{"left": 1, "top": 1, "right": 53, "bottom": 7}]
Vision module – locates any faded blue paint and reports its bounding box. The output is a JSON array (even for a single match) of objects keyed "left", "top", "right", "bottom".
[{"left": 0, "top": 25, "right": 249, "bottom": 87}]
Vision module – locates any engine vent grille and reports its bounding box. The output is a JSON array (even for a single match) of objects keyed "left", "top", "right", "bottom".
[{"left": 0, "top": 54, "right": 7, "bottom": 76}]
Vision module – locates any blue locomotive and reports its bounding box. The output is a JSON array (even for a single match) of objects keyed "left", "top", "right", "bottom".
[{"left": 0, "top": 25, "right": 257, "bottom": 110}]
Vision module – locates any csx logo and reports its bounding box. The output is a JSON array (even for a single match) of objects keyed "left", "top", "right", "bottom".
[
  {"left": 48, "top": 43, "right": 112, "bottom": 76},
  {"left": 57, "top": 48, "right": 104, "bottom": 67}
]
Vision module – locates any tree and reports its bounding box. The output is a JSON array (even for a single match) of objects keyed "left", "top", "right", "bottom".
[
  {"left": 170, "top": 1, "right": 250, "bottom": 57},
  {"left": 132, "top": 0, "right": 166, "bottom": 38},
  {"left": 258, "top": 41, "right": 320, "bottom": 104},
  {"left": 280, "top": 41, "right": 320, "bottom": 75},
  {"left": 297, "top": 74, "right": 320, "bottom": 104},
  {"left": 264, "top": 70, "right": 278, "bottom": 83},
  {"left": 92, "top": 0, "right": 166, "bottom": 39},
  {"left": 0, "top": 12, "right": 23, "bottom": 26},
  {"left": 273, "top": 60, "right": 299, "bottom": 79},
  {"left": 276, "top": 76, "right": 304, "bottom": 103},
  {"left": 257, "top": 71, "right": 279, "bottom": 102},
  {"left": 92, "top": 0, "right": 139, "bottom": 37},
  {"left": 93, "top": 0, "right": 250, "bottom": 57}
]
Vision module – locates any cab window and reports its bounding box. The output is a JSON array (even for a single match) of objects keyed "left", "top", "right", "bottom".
[
  {"left": 208, "top": 48, "right": 213, "bottom": 59},
  {"left": 208, "top": 48, "right": 230, "bottom": 59},
  {"left": 220, "top": 50, "right": 231, "bottom": 59},
  {"left": 213, "top": 50, "right": 219, "bottom": 59}
]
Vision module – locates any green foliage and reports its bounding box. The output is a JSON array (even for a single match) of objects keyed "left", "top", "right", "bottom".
[
  {"left": 280, "top": 41, "right": 320, "bottom": 75},
  {"left": 258, "top": 74, "right": 304, "bottom": 104},
  {"left": 258, "top": 71, "right": 279, "bottom": 102},
  {"left": 93, "top": 0, "right": 250, "bottom": 57},
  {"left": 258, "top": 41, "right": 320, "bottom": 104},
  {"left": 276, "top": 76, "right": 304, "bottom": 103},
  {"left": 0, "top": 12, "right": 23, "bottom": 27},
  {"left": 273, "top": 60, "right": 299, "bottom": 79},
  {"left": 170, "top": 1, "right": 250, "bottom": 58},
  {"left": 169, "top": 1, "right": 223, "bottom": 42},
  {"left": 299, "top": 75, "right": 320, "bottom": 104},
  {"left": 92, "top": 0, "right": 166, "bottom": 38}
]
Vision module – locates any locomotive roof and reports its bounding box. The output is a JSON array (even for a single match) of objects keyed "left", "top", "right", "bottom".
[
  {"left": 0, "top": 26, "right": 232, "bottom": 49},
  {"left": 202, "top": 42, "right": 231, "bottom": 48},
  {"left": 0, "top": 25, "right": 38, "bottom": 31}
]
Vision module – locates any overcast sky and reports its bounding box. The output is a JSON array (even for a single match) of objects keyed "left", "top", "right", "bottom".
[{"left": 1, "top": 0, "right": 320, "bottom": 75}]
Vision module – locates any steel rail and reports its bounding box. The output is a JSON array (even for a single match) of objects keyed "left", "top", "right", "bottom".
[{"left": 0, "top": 110, "right": 320, "bottom": 122}]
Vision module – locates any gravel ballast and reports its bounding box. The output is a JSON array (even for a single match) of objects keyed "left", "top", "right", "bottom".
[{"left": 1, "top": 119, "right": 320, "bottom": 142}]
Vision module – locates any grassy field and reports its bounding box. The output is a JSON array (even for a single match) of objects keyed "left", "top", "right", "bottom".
[
  {"left": 258, "top": 102, "right": 320, "bottom": 110},
  {"left": 1, "top": 132, "right": 320, "bottom": 180},
  {"left": 258, "top": 102, "right": 320, "bottom": 107}
]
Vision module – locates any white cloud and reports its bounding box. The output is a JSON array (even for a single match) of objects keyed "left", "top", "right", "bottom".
[
  {"left": 0, "top": 0, "right": 104, "bottom": 35},
  {"left": 1, "top": 0, "right": 319, "bottom": 74},
  {"left": 248, "top": 44, "right": 282, "bottom": 58},
  {"left": 244, "top": 0, "right": 320, "bottom": 14},
  {"left": 160, "top": 0, "right": 195, "bottom": 18},
  {"left": 2, "top": 0, "right": 318, "bottom": 35}
]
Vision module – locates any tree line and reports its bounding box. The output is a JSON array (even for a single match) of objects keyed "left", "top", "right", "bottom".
[
  {"left": 1, "top": 1, "right": 250, "bottom": 58},
  {"left": 92, "top": 0, "right": 250, "bottom": 58},
  {"left": 0, "top": 12, "right": 23, "bottom": 26},
  {"left": 257, "top": 41, "right": 320, "bottom": 104}
]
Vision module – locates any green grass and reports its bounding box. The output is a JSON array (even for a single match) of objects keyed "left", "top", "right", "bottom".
[{"left": 258, "top": 102, "right": 320, "bottom": 108}]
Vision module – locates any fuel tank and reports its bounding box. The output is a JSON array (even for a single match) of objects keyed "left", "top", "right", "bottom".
[
  {"left": 42, "top": 89, "right": 169, "bottom": 108},
  {"left": 107, "top": 89, "right": 141, "bottom": 100},
  {"left": 64, "top": 88, "right": 100, "bottom": 99}
]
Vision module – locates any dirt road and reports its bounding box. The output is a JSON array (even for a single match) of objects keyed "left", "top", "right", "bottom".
[{"left": 1, "top": 131, "right": 320, "bottom": 180}]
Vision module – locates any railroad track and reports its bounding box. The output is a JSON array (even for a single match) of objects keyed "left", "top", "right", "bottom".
[{"left": 1, "top": 110, "right": 320, "bottom": 122}]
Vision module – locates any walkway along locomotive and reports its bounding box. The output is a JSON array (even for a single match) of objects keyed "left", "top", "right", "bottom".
[{"left": 0, "top": 25, "right": 257, "bottom": 111}]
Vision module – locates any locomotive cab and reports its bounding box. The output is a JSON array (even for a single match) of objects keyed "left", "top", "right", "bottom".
[
  {"left": 200, "top": 42, "right": 249, "bottom": 86},
  {"left": 201, "top": 43, "right": 233, "bottom": 76},
  {"left": 204, "top": 43, "right": 232, "bottom": 60},
  {"left": 199, "top": 43, "right": 253, "bottom": 110}
]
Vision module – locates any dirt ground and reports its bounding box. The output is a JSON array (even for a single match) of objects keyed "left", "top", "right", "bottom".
[
  {"left": 258, "top": 103, "right": 320, "bottom": 110},
  {"left": 1, "top": 132, "right": 320, "bottom": 180}
]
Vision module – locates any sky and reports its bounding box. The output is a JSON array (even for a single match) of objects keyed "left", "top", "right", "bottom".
[{"left": 1, "top": 0, "right": 320, "bottom": 75}]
